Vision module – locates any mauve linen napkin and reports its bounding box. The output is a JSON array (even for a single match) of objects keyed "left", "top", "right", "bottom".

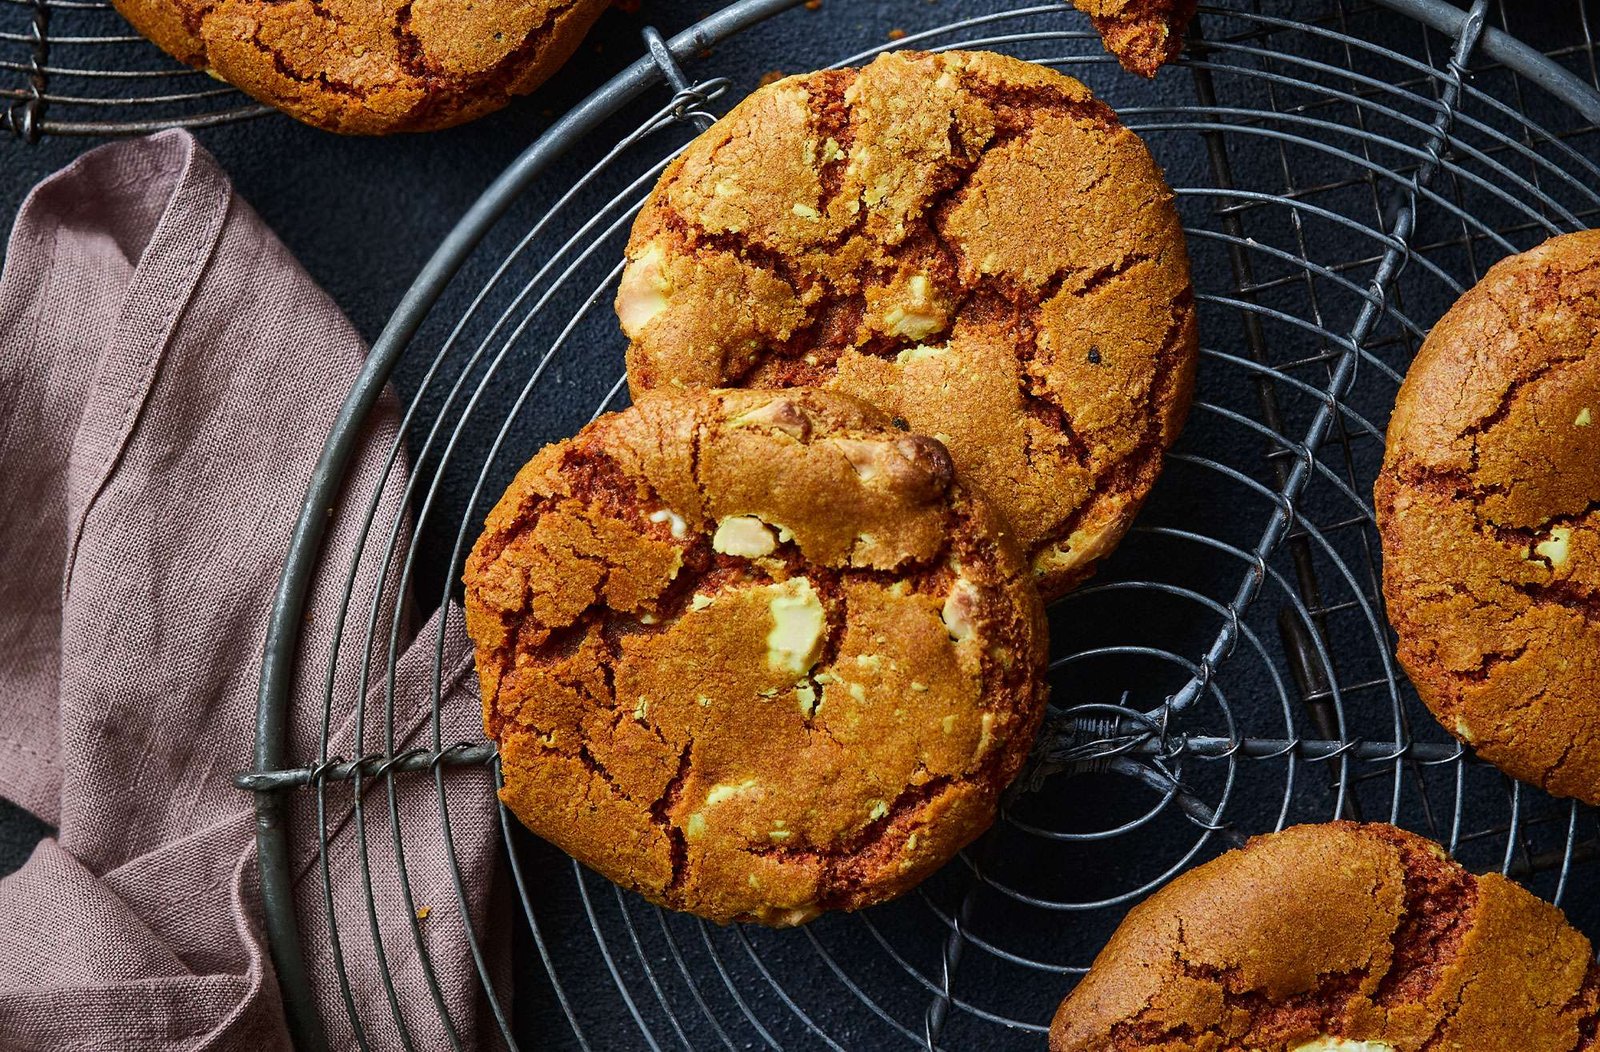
[{"left": 0, "top": 130, "right": 504, "bottom": 1050}]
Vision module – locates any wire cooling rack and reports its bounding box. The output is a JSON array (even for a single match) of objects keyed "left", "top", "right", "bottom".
[
  {"left": 239, "top": 1, "right": 1600, "bottom": 1048},
  {"left": 0, "top": 0, "right": 266, "bottom": 140}
]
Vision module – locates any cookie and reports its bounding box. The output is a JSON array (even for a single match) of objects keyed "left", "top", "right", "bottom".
[
  {"left": 1376, "top": 230, "right": 1600, "bottom": 805},
  {"left": 1050, "top": 822, "right": 1600, "bottom": 1051},
  {"left": 1072, "top": 0, "right": 1196, "bottom": 77},
  {"left": 112, "top": 0, "right": 607, "bottom": 133},
  {"left": 616, "top": 49, "right": 1198, "bottom": 602},
  {"left": 463, "top": 388, "right": 1048, "bottom": 925}
]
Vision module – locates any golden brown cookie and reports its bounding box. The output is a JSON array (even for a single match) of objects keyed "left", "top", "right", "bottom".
[
  {"left": 1071, "top": 0, "right": 1197, "bottom": 77},
  {"left": 1050, "top": 822, "right": 1600, "bottom": 1051},
  {"left": 616, "top": 50, "right": 1198, "bottom": 602},
  {"left": 1376, "top": 230, "right": 1600, "bottom": 806},
  {"left": 463, "top": 388, "right": 1048, "bottom": 925},
  {"left": 112, "top": 0, "right": 607, "bottom": 133}
]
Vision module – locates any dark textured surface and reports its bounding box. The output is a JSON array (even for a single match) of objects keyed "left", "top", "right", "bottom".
[{"left": 4, "top": 1, "right": 1600, "bottom": 1049}]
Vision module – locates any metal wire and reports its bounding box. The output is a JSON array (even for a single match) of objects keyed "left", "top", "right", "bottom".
[
  {"left": 1, "top": 0, "right": 268, "bottom": 139},
  {"left": 241, "top": 1, "right": 1600, "bottom": 1048}
]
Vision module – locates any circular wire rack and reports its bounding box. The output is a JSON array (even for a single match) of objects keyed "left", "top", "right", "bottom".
[
  {"left": 243, "top": 0, "right": 1600, "bottom": 1048},
  {"left": 1, "top": 0, "right": 268, "bottom": 140}
]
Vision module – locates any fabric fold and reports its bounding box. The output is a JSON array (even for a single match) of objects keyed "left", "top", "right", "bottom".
[{"left": 0, "top": 129, "right": 502, "bottom": 1051}]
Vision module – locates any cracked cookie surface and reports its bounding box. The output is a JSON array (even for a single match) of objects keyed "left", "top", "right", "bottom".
[
  {"left": 1071, "top": 0, "right": 1197, "bottom": 77},
  {"left": 616, "top": 49, "right": 1198, "bottom": 602},
  {"left": 463, "top": 388, "right": 1047, "bottom": 925},
  {"left": 1377, "top": 230, "right": 1600, "bottom": 806},
  {"left": 111, "top": 0, "right": 606, "bottom": 133},
  {"left": 1050, "top": 822, "right": 1600, "bottom": 1051}
]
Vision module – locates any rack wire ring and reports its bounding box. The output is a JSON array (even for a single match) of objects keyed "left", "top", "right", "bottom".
[{"left": 243, "top": 2, "right": 1600, "bottom": 1049}]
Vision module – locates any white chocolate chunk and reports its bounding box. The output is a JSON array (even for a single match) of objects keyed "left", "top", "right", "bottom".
[
  {"left": 895, "top": 342, "right": 949, "bottom": 364},
  {"left": 975, "top": 712, "right": 997, "bottom": 758},
  {"left": 1290, "top": 1041, "right": 1396, "bottom": 1052},
  {"left": 832, "top": 438, "right": 888, "bottom": 482},
  {"left": 883, "top": 275, "right": 944, "bottom": 340},
  {"left": 705, "top": 779, "right": 758, "bottom": 806},
  {"left": 766, "top": 577, "right": 825, "bottom": 675},
  {"left": 617, "top": 243, "right": 671, "bottom": 337},
  {"left": 795, "top": 681, "right": 818, "bottom": 718},
  {"left": 648, "top": 507, "right": 688, "bottom": 539},
  {"left": 941, "top": 578, "right": 981, "bottom": 643},
  {"left": 714, "top": 515, "right": 777, "bottom": 558},
  {"left": 1535, "top": 526, "right": 1572, "bottom": 568},
  {"left": 731, "top": 397, "right": 812, "bottom": 441}
]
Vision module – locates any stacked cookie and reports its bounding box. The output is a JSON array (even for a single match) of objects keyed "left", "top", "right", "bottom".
[
  {"left": 464, "top": 49, "right": 1200, "bottom": 924},
  {"left": 466, "top": 389, "right": 1047, "bottom": 924}
]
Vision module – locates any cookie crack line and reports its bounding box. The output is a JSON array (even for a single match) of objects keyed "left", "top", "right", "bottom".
[
  {"left": 1454, "top": 640, "right": 1530, "bottom": 683},
  {"left": 1026, "top": 289, "right": 1193, "bottom": 558},
  {"left": 1458, "top": 347, "right": 1591, "bottom": 448},
  {"left": 1516, "top": 578, "right": 1600, "bottom": 619},
  {"left": 1386, "top": 460, "right": 1599, "bottom": 542},
  {"left": 1371, "top": 831, "right": 1478, "bottom": 1009},
  {"left": 1414, "top": 972, "right": 1477, "bottom": 1052},
  {"left": 1543, "top": 732, "right": 1590, "bottom": 793},
  {"left": 248, "top": 24, "right": 368, "bottom": 97},
  {"left": 650, "top": 742, "right": 693, "bottom": 898}
]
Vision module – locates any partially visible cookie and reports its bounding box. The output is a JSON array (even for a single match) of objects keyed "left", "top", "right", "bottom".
[
  {"left": 1072, "top": 0, "right": 1197, "bottom": 77},
  {"left": 618, "top": 49, "right": 1197, "bottom": 602},
  {"left": 111, "top": 0, "right": 608, "bottom": 133},
  {"left": 1377, "top": 230, "right": 1600, "bottom": 805},
  {"left": 464, "top": 388, "right": 1048, "bottom": 925},
  {"left": 1050, "top": 822, "right": 1600, "bottom": 1051}
]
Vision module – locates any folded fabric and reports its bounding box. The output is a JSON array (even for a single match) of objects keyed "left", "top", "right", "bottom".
[{"left": 0, "top": 130, "right": 502, "bottom": 1051}]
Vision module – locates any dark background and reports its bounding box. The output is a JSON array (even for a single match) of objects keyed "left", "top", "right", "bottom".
[{"left": 5, "top": 1, "right": 1600, "bottom": 1048}]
